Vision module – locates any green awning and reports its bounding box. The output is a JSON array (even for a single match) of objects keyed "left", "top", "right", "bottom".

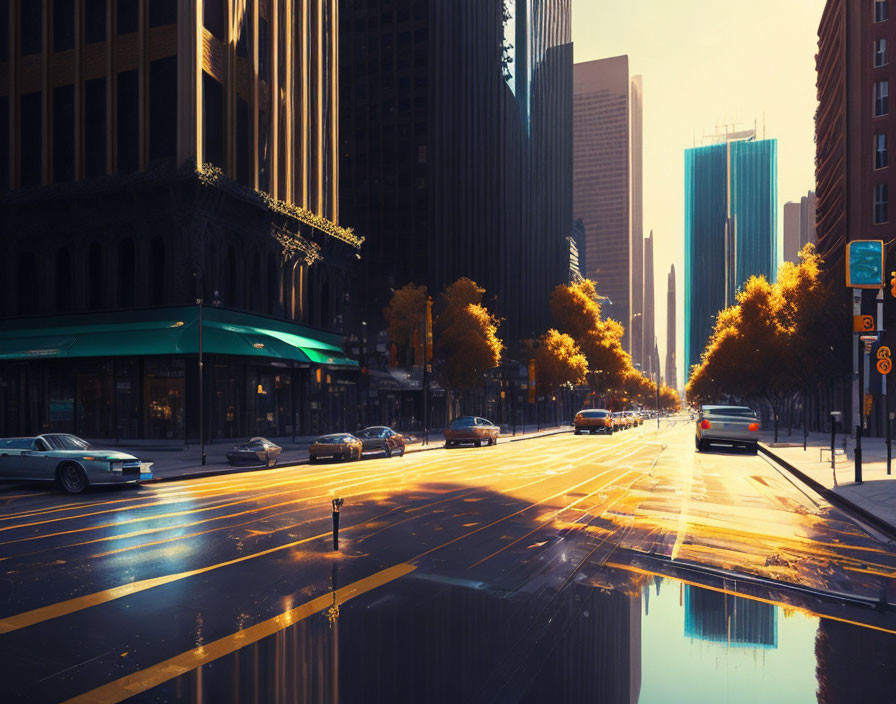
[{"left": 0, "top": 306, "right": 358, "bottom": 367}]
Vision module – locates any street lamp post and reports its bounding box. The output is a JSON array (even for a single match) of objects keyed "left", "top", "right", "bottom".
[{"left": 193, "top": 272, "right": 207, "bottom": 466}]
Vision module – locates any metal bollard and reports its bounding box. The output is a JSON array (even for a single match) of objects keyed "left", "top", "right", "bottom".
[{"left": 331, "top": 498, "right": 344, "bottom": 550}]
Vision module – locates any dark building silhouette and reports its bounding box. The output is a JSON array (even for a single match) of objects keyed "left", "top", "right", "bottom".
[
  {"left": 339, "top": 0, "right": 572, "bottom": 347},
  {"left": 815, "top": 617, "right": 896, "bottom": 704},
  {"left": 0, "top": 1, "right": 361, "bottom": 440}
]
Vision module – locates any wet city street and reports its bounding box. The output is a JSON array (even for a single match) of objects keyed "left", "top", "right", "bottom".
[{"left": 2, "top": 419, "right": 895, "bottom": 703}]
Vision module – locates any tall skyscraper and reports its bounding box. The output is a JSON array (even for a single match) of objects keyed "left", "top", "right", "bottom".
[
  {"left": 340, "top": 0, "right": 573, "bottom": 345},
  {"left": 631, "top": 76, "right": 645, "bottom": 369},
  {"left": 800, "top": 190, "right": 818, "bottom": 250},
  {"left": 643, "top": 231, "right": 656, "bottom": 377},
  {"left": 573, "top": 56, "right": 643, "bottom": 354},
  {"left": 783, "top": 201, "right": 803, "bottom": 263},
  {"left": 0, "top": 1, "right": 360, "bottom": 441},
  {"left": 684, "top": 132, "right": 778, "bottom": 377},
  {"left": 666, "top": 265, "right": 678, "bottom": 391}
]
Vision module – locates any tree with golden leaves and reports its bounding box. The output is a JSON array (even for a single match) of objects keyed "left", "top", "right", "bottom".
[
  {"left": 434, "top": 277, "right": 503, "bottom": 392},
  {"left": 532, "top": 329, "right": 588, "bottom": 392},
  {"left": 383, "top": 283, "right": 428, "bottom": 369}
]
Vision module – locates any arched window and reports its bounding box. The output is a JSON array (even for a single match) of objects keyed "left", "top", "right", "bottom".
[
  {"left": 267, "top": 253, "right": 278, "bottom": 316},
  {"left": 88, "top": 241, "right": 103, "bottom": 308},
  {"left": 17, "top": 252, "right": 38, "bottom": 314},
  {"left": 55, "top": 248, "right": 73, "bottom": 312},
  {"left": 117, "top": 238, "right": 136, "bottom": 308},
  {"left": 225, "top": 245, "right": 237, "bottom": 307},
  {"left": 150, "top": 236, "right": 165, "bottom": 305}
]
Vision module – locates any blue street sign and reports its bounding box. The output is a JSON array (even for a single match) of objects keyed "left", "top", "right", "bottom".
[{"left": 847, "top": 240, "right": 885, "bottom": 288}]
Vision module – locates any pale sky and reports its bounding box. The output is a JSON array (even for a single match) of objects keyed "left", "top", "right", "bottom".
[{"left": 571, "top": 0, "right": 824, "bottom": 388}]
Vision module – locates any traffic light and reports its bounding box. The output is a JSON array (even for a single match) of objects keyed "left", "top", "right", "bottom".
[{"left": 890, "top": 270, "right": 896, "bottom": 297}]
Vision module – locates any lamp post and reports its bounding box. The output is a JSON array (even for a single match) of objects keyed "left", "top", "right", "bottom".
[{"left": 193, "top": 272, "right": 206, "bottom": 466}]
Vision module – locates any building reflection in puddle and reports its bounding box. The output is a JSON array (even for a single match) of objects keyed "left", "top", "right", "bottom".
[{"left": 153, "top": 566, "right": 896, "bottom": 704}]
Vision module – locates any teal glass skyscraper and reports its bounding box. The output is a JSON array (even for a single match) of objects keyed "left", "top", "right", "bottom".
[{"left": 684, "top": 134, "right": 778, "bottom": 378}]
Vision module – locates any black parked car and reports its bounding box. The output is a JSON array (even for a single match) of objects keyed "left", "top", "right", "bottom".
[
  {"left": 355, "top": 426, "right": 407, "bottom": 458},
  {"left": 226, "top": 437, "right": 282, "bottom": 467}
]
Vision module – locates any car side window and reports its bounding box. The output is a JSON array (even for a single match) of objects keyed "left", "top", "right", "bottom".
[{"left": 35, "top": 438, "right": 50, "bottom": 451}]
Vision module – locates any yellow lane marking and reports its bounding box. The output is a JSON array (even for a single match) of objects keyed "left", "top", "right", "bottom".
[
  {"left": 61, "top": 563, "right": 415, "bottom": 704},
  {"left": 0, "top": 529, "right": 329, "bottom": 635}
]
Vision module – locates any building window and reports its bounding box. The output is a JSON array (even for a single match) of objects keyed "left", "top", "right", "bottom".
[
  {"left": 204, "top": 0, "right": 226, "bottom": 39},
  {"left": 877, "top": 133, "right": 889, "bottom": 169},
  {"left": 148, "top": 0, "right": 176, "bottom": 27},
  {"left": 21, "top": 2, "right": 42, "bottom": 55},
  {"left": 875, "top": 182, "right": 889, "bottom": 223},
  {"left": 53, "top": 0, "right": 75, "bottom": 52},
  {"left": 149, "top": 57, "right": 177, "bottom": 160},
  {"left": 150, "top": 236, "right": 165, "bottom": 305},
  {"left": 88, "top": 241, "right": 104, "bottom": 308},
  {"left": 21, "top": 92, "right": 42, "bottom": 186},
  {"left": 876, "top": 0, "right": 889, "bottom": 23},
  {"left": 85, "top": 77, "right": 107, "bottom": 177},
  {"left": 56, "top": 248, "right": 73, "bottom": 311},
  {"left": 17, "top": 252, "right": 38, "bottom": 314},
  {"left": 117, "top": 238, "right": 136, "bottom": 307},
  {"left": 117, "top": 0, "right": 138, "bottom": 33},
  {"left": 117, "top": 70, "right": 139, "bottom": 173},
  {"left": 877, "top": 38, "right": 889, "bottom": 67},
  {"left": 85, "top": 0, "right": 106, "bottom": 43},
  {"left": 203, "top": 72, "right": 225, "bottom": 168},
  {"left": 876, "top": 80, "right": 890, "bottom": 116},
  {"left": 53, "top": 84, "right": 75, "bottom": 183}
]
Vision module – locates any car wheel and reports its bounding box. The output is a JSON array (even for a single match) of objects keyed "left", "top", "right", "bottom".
[
  {"left": 574, "top": 429, "right": 581, "bottom": 435},
  {"left": 399, "top": 446, "right": 406, "bottom": 457},
  {"left": 385, "top": 446, "right": 393, "bottom": 458},
  {"left": 749, "top": 443, "right": 759, "bottom": 455},
  {"left": 493, "top": 436, "right": 498, "bottom": 445},
  {"left": 309, "top": 456, "right": 318, "bottom": 465},
  {"left": 58, "top": 463, "right": 88, "bottom": 494},
  {"left": 266, "top": 454, "right": 277, "bottom": 468},
  {"left": 476, "top": 440, "right": 482, "bottom": 448}
]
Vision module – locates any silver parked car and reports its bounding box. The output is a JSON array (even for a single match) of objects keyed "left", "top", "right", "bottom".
[
  {"left": 0, "top": 434, "right": 151, "bottom": 493},
  {"left": 695, "top": 406, "right": 760, "bottom": 453}
]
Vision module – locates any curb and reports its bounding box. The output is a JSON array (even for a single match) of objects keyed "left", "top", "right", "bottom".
[
  {"left": 758, "top": 443, "right": 896, "bottom": 543},
  {"left": 143, "top": 428, "right": 574, "bottom": 485}
]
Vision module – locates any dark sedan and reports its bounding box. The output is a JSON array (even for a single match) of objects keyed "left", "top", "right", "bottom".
[
  {"left": 444, "top": 416, "right": 499, "bottom": 447},
  {"left": 226, "top": 437, "right": 282, "bottom": 467},
  {"left": 355, "top": 427, "right": 407, "bottom": 458}
]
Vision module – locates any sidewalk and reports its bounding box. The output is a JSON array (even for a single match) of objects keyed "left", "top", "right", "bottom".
[
  {"left": 119, "top": 424, "right": 573, "bottom": 483},
  {"left": 758, "top": 430, "right": 896, "bottom": 534}
]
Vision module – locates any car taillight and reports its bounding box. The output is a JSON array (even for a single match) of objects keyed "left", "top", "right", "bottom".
[
  {"left": 605, "top": 419, "right": 612, "bottom": 426},
  {"left": 700, "top": 420, "right": 711, "bottom": 430},
  {"left": 748, "top": 422, "right": 759, "bottom": 432}
]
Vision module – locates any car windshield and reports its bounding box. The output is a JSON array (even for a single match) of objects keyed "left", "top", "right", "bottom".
[
  {"left": 0, "top": 438, "right": 35, "bottom": 449},
  {"left": 358, "top": 428, "right": 387, "bottom": 438},
  {"left": 450, "top": 417, "right": 477, "bottom": 428},
  {"left": 44, "top": 435, "right": 91, "bottom": 451}
]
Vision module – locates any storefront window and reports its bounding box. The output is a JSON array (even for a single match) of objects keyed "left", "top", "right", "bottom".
[
  {"left": 115, "top": 359, "right": 139, "bottom": 439},
  {"left": 144, "top": 358, "right": 185, "bottom": 439},
  {"left": 47, "top": 367, "right": 75, "bottom": 433},
  {"left": 77, "top": 362, "right": 113, "bottom": 438},
  {"left": 214, "top": 361, "right": 244, "bottom": 439}
]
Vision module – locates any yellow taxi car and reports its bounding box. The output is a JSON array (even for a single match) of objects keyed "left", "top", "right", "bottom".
[{"left": 574, "top": 409, "right": 615, "bottom": 434}]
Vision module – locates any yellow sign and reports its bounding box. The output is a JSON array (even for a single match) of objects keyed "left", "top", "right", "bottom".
[
  {"left": 878, "top": 346, "right": 892, "bottom": 360},
  {"left": 854, "top": 315, "right": 875, "bottom": 332},
  {"left": 878, "top": 358, "right": 893, "bottom": 375},
  {"left": 864, "top": 393, "right": 874, "bottom": 417}
]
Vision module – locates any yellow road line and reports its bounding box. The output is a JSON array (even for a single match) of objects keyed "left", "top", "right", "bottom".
[
  {"left": 61, "top": 563, "right": 415, "bottom": 704},
  {"left": 0, "top": 529, "right": 330, "bottom": 635}
]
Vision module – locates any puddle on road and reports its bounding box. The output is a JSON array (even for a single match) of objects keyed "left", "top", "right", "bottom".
[{"left": 147, "top": 567, "right": 896, "bottom": 704}]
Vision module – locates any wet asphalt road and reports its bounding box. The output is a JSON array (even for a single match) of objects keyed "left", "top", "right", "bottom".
[{"left": 1, "top": 419, "right": 896, "bottom": 703}]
